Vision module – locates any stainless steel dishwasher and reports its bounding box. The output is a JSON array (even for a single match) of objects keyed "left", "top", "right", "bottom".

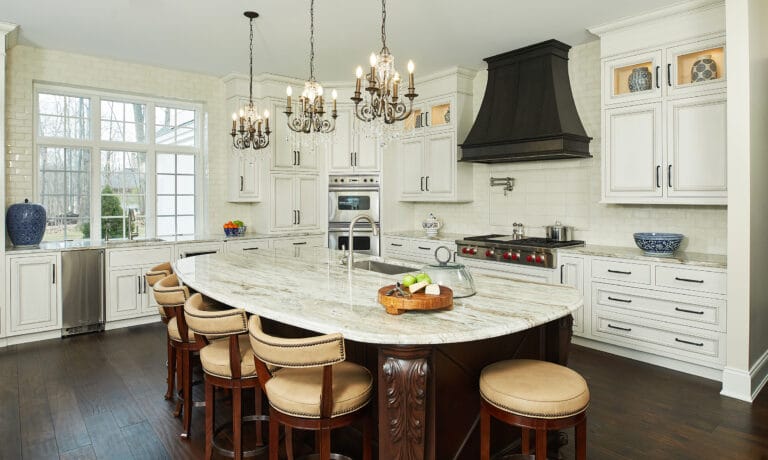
[{"left": 61, "top": 249, "right": 105, "bottom": 336}]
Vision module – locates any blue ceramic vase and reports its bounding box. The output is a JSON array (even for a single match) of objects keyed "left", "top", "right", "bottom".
[
  {"left": 628, "top": 67, "right": 653, "bottom": 92},
  {"left": 6, "top": 199, "right": 47, "bottom": 247}
]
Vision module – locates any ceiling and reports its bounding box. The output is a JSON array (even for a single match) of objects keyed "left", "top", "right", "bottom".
[{"left": 1, "top": 0, "right": 682, "bottom": 81}]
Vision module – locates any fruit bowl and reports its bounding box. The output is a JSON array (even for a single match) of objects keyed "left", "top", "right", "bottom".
[
  {"left": 224, "top": 226, "right": 246, "bottom": 237},
  {"left": 633, "top": 232, "right": 684, "bottom": 257}
]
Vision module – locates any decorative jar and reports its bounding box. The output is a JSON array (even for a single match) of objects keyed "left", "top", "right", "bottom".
[
  {"left": 691, "top": 55, "right": 717, "bottom": 82},
  {"left": 6, "top": 199, "right": 47, "bottom": 247},
  {"left": 421, "top": 213, "right": 442, "bottom": 237},
  {"left": 628, "top": 67, "right": 653, "bottom": 92}
]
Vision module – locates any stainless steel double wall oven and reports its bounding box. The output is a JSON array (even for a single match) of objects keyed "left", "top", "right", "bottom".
[{"left": 328, "top": 174, "right": 380, "bottom": 255}]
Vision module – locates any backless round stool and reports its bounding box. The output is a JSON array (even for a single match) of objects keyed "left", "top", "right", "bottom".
[
  {"left": 185, "top": 293, "right": 269, "bottom": 460},
  {"left": 145, "top": 262, "right": 174, "bottom": 400},
  {"left": 479, "top": 359, "right": 589, "bottom": 460}
]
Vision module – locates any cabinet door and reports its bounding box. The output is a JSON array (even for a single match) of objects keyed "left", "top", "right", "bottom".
[
  {"left": 354, "top": 128, "right": 380, "bottom": 172},
  {"left": 399, "top": 137, "right": 425, "bottom": 198},
  {"left": 107, "top": 268, "right": 141, "bottom": 321},
  {"left": 603, "top": 50, "right": 663, "bottom": 105},
  {"left": 604, "top": 103, "right": 664, "bottom": 201},
  {"left": 559, "top": 255, "right": 585, "bottom": 335},
  {"left": 666, "top": 37, "right": 726, "bottom": 97},
  {"left": 7, "top": 255, "right": 60, "bottom": 335},
  {"left": 272, "top": 110, "right": 298, "bottom": 170},
  {"left": 666, "top": 93, "right": 727, "bottom": 200},
  {"left": 142, "top": 264, "right": 160, "bottom": 315},
  {"left": 424, "top": 132, "right": 455, "bottom": 196},
  {"left": 296, "top": 176, "right": 319, "bottom": 229},
  {"left": 271, "top": 175, "right": 297, "bottom": 230},
  {"left": 328, "top": 108, "right": 354, "bottom": 172},
  {"left": 229, "top": 156, "right": 261, "bottom": 202},
  {"left": 294, "top": 145, "right": 317, "bottom": 171}
]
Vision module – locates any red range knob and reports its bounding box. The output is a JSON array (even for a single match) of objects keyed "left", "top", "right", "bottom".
[
  {"left": 503, "top": 252, "right": 511, "bottom": 260},
  {"left": 511, "top": 253, "right": 520, "bottom": 261},
  {"left": 461, "top": 247, "right": 469, "bottom": 254},
  {"left": 535, "top": 255, "right": 544, "bottom": 264},
  {"left": 485, "top": 249, "right": 494, "bottom": 257},
  {"left": 469, "top": 248, "right": 477, "bottom": 255},
  {"left": 526, "top": 255, "right": 534, "bottom": 263}
]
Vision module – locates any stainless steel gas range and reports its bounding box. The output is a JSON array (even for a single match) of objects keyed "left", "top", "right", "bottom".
[{"left": 455, "top": 235, "right": 585, "bottom": 269}]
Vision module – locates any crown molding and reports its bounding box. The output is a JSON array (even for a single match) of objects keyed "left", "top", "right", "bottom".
[{"left": 588, "top": 0, "right": 723, "bottom": 36}]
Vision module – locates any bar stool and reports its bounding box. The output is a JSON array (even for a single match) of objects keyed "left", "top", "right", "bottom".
[
  {"left": 153, "top": 273, "right": 207, "bottom": 438},
  {"left": 479, "top": 359, "right": 589, "bottom": 460},
  {"left": 184, "top": 293, "right": 268, "bottom": 460},
  {"left": 145, "top": 262, "right": 174, "bottom": 400},
  {"left": 248, "top": 315, "right": 373, "bottom": 460}
]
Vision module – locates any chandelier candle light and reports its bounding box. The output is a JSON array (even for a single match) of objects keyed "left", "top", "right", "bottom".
[
  {"left": 351, "top": 0, "right": 417, "bottom": 125},
  {"left": 231, "top": 11, "right": 271, "bottom": 151},
  {"left": 284, "top": 0, "right": 338, "bottom": 134}
]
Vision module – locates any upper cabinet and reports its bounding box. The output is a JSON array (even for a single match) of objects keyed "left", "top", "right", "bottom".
[
  {"left": 327, "top": 106, "right": 380, "bottom": 173},
  {"left": 592, "top": 1, "right": 726, "bottom": 205},
  {"left": 228, "top": 154, "right": 263, "bottom": 202},
  {"left": 270, "top": 100, "right": 319, "bottom": 172}
]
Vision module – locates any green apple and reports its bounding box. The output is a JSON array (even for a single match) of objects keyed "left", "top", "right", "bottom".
[
  {"left": 415, "top": 273, "right": 432, "bottom": 284},
  {"left": 401, "top": 274, "right": 417, "bottom": 287}
]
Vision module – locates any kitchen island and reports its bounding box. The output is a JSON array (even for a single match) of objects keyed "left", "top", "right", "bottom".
[{"left": 174, "top": 248, "right": 582, "bottom": 459}]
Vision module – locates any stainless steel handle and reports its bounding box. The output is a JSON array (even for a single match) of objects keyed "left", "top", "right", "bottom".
[
  {"left": 608, "top": 296, "right": 632, "bottom": 303},
  {"left": 668, "top": 165, "right": 672, "bottom": 188},
  {"left": 656, "top": 165, "right": 661, "bottom": 188},
  {"left": 675, "top": 338, "right": 704, "bottom": 347},
  {"left": 240, "top": 175, "right": 244, "bottom": 191},
  {"left": 425, "top": 176, "right": 430, "bottom": 191},
  {"left": 560, "top": 264, "right": 565, "bottom": 284},
  {"left": 420, "top": 176, "right": 424, "bottom": 191},
  {"left": 675, "top": 307, "right": 704, "bottom": 315},
  {"left": 99, "top": 251, "right": 105, "bottom": 319},
  {"left": 608, "top": 269, "right": 632, "bottom": 275},
  {"left": 675, "top": 276, "right": 703, "bottom": 284},
  {"left": 667, "top": 63, "right": 672, "bottom": 87},
  {"left": 52, "top": 263, "right": 56, "bottom": 284},
  {"left": 655, "top": 65, "right": 660, "bottom": 89},
  {"left": 608, "top": 323, "right": 632, "bottom": 332}
]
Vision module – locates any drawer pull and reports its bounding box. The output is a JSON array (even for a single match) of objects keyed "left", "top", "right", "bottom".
[
  {"left": 243, "top": 247, "right": 260, "bottom": 251},
  {"left": 675, "top": 307, "right": 704, "bottom": 315},
  {"left": 674, "top": 277, "right": 704, "bottom": 284},
  {"left": 607, "top": 296, "right": 632, "bottom": 303},
  {"left": 607, "top": 324, "right": 632, "bottom": 332},
  {"left": 607, "top": 269, "right": 632, "bottom": 275},
  {"left": 390, "top": 243, "right": 403, "bottom": 247},
  {"left": 675, "top": 338, "right": 704, "bottom": 347},
  {"left": 292, "top": 242, "right": 308, "bottom": 246},
  {"left": 417, "top": 246, "right": 431, "bottom": 251}
]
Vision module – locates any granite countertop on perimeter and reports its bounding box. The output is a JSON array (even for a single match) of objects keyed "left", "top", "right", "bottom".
[
  {"left": 385, "top": 230, "right": 469, "bottom": 243},
  {"left": 560, "top": 244, "right": 727, "bottom": 269}
]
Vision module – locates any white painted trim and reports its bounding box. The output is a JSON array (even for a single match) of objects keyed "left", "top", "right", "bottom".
[
  {"left": 588, "top": 0, "right": 723, "bottom": 35},
  {"left": 104, "top": 315, "right": 158, "bottom": 330},
  {"left": 720, "top": 367, "right": 752, "bottom": 402},
  {"left": 750, "top": 348, "right": 768, "bottom": 401},
  {"left": 573, "top": 336, "right": 723, "bottom": 381},
  {"left": 3, "top": 329, "right": 62, "bottom": 346}
]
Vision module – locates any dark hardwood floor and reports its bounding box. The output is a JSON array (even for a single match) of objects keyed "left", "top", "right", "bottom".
[{"left": 0, "top": 323, "right": 766, "bottom": 460}]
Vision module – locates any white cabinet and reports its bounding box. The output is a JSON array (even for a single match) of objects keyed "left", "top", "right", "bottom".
[
  {"left": 270, "top": 175, "right": 319, "bottom": 231},
  {"left": 399, "top": 131, "right": 469, "bottom": 201},
  {"left": 328, "top": 107, "right": 380, "bottom": 173},
  {"left": 108, "top": 268, "right": 145, "bottom": 320},
  {"left": 228, "top": 155, "right": 262, "bottom": 202},
  {"left": 106, "top": 245, "right": 174, "bottom": 322},
  {"left": 175, "top": 241, "right": 224, "bottom": 259},
  {"left": 226, "top": 238, "right": 272, "bottom": 255},
  {"left": 271, "top": 103, "right": 318, "bottom": 172},
  {"left": 559, "top": 255, "right": 585, "bottom": 335},
  {"left": 602, "top": 50, "right": 664, "bottom": 105},
  {"left": 5, "top": 253, "right": 61, "bottom": 336}
]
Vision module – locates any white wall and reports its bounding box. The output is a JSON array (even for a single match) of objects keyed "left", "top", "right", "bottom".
[
  {"left": 3, "top": 45, "right": 241, "bottom": 235},
  {"left": 409, "top": 40, "right": 728, "bottom": 254}
]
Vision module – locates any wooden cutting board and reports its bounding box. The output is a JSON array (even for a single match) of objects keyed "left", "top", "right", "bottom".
[{"left": 378, "top": 285, "right": 453, "bottom": 315}]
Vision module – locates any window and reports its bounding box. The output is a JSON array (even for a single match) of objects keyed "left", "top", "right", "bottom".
[
  {"left": 156, "top": 153, "right": 195, "bottom": 236},
  {"left": 35, "top": 85, "right": 203, "bottom": 241}
]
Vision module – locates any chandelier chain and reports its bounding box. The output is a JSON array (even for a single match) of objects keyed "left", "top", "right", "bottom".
[
  {"left": 381, "top": 0, "right": 387, "bottom": 49},
  {"left": 310, "top": 0, "right": 315, "bottom": 81},
  {"left": 248, "top": 15, "right": 254, "bottom": 102}
]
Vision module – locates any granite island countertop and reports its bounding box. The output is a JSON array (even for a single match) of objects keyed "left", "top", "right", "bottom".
[{"left": 173, "top": 248, "right": 582, "bottom": 345}]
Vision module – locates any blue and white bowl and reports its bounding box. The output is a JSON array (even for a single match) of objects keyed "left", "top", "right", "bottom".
[{"left": 633, "top": 233, "right": 684, "bottom": 257}]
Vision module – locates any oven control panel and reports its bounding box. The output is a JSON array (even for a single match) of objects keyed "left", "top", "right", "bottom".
[
  {"left": 329, "top": 175, "right": 380, "bottom": 186},
  {"left": 457, "top": 244, "right": 554, "bottom": 268}
]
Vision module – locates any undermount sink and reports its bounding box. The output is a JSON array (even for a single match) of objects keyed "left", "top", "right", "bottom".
[{"left": 351, "top": 260, "right": 415, "bottom": 275}]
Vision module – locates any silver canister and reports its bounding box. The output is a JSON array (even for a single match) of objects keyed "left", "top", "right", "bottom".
[{"left": 545, "top": 221, "right": 574, "bottom": 241}]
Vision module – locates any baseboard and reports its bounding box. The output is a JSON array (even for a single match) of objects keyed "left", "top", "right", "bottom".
[
  {"left": 4, "top": 329, "right": 62, "bottom": 346},
  {"left": 105, "top": 315, "right": 159, "bottom": 331},
  {"left": 720, "top": 367, "right": 752, "bottom": 402},
  {"left": 572, "top": 336, "right": 723, "bottom": 381},
  {"left": 750, "top": 348, "right": 768, "bottom": 400}
]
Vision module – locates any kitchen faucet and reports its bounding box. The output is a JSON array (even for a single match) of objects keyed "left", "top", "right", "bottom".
[
  {"left": 127, "top": 208, "right": 139, "bottom": 240},
  {"left": 347, "top": 214, "right": 379, "bottom": 266}
]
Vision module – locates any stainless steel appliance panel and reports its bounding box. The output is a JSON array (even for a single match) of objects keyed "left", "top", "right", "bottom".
[
  {"left": 328, "top": 226, "right": 380, "bottom": 256},
  {"left": 328, "top": 190, "right": 380, "bottom": 223},
  {"left": 62, "top": 249, "right": 105, "bottom": 336}
]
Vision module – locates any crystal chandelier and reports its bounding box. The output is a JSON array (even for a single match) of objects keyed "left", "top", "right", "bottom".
[
  {"left": 351, "top": 0, "right": 417, "bottom": 125},
  {"left": 230, "top": 11, "right": 271, "bottom": 151},
  {"left": 284, "top": 0, "right": 337, "bottom": 134}
]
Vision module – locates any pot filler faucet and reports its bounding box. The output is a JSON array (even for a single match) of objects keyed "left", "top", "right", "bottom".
[{"left": 347, "top": 214, "right": 379, "bottom": 266}]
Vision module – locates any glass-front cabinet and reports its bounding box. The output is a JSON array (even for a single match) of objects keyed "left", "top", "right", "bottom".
[
  {"left": 665, "top": 37, "right": 726, "bottom": 96},
  {"left": 603, "top": 50, "right": 663, "bottom": 104},
  {"left": 403, "top": 97, "right": 454, "bottom": 134}
]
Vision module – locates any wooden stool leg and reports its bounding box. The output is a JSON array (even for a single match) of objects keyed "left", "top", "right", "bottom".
[
  {"left": 319, "top": 427, "right": 331, "bottom": 460},
  {"left": 172, "top": 347, "right": 183, "bottom": 417},
  {"left": 181, "top": 350, "right": 192, "bottom": 438},
  {"left": 269, "top": 408, "right": 279, "bottom": 460},
  {"left": 535, "top": 428, "right": 547, "bottom": 460},
  {"left": 232, "top": 387, "right": 242, "bottom": 460},
  {"left": 576, "top": 416, "right": 587, "bottom": 460},
  {"left": 521, "top": 428, "right": 530, "bottom": 454},
  {"left": 480, "top": 402, "right": 491, "bottom": 460},
  {"left": 285, "top": 426, "right": 294, "bottom": 460},
  {"left": 204, "top": 378, "right": 214, "bottom": 460},
  {"left": 165, "top": 336, "right": 175, "bottom": 400},
  {"left": 362, "top": 410, "right": 372, "bottom": 460}
]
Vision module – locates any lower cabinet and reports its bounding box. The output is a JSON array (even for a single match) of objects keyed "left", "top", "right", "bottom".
[
  {"left": 5, "top": 253, "right": 61, "bottom": 336},
  {"left": 106, "top": 245, "right": 174, "bottom": 322},
  {"left": 226, "top": 238, "right": 272, "bottom": 254},
  {"left": 559, "top": 255, "right": 585, "bottom": 335},
  {"left": 175, "top": 241, "right": 225, "bottom": 259}
]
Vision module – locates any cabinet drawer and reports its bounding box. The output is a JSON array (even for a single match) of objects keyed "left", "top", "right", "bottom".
[
  {"left": 592, "top": 282, "right": 724, "bottom": 331},
  {"left": 592, "top": 312, "right": 723, "bottom": 364},
  {"left": 108, "top": 246, "right": 174, "bottom": 268},
  {"left": 655, "top": 266, "right": 726, "bottom": 295},
  {"left": 591, "top": 259, "right": 651, "bottom": 285}
]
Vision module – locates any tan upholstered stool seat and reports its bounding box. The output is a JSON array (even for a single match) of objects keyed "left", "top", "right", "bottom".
[
  {"left": 199, "top": 334, "right": 256, "bottom": 379},
  {"left": 167, "top": 316, "right": 196, "bottom": 342},
  {"left": 265, "top": 361, "right": 372, "bottom": 419},
  {"left": 480, "top": 359, "right": 589, "bottom": 419}
]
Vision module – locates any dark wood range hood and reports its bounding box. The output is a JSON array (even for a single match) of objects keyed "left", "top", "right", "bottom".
[{"left": 460, "top": 39, "right": 592, "bottom": 163}]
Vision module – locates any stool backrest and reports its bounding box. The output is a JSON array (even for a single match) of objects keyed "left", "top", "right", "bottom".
[
  {"left": 152, "top": 273, "right": 190, "bottom": 306},
  {"left": 145, "top": 262, "right": 172, "bottom": 287}
]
